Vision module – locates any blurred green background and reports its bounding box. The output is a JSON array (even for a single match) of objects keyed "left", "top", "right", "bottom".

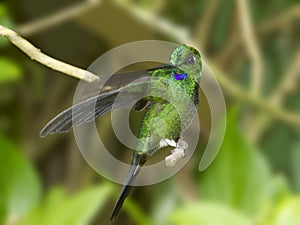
[{"left": 0, "top": 0, "right": 300, "bottom": 224}]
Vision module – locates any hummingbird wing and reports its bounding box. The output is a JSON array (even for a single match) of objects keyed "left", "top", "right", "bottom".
[
  {"left": 40, "top": 65, "right": 174, "bottom": 137},
  {"left": 77, "top": 64, "right": 175, "bottom": 99}
]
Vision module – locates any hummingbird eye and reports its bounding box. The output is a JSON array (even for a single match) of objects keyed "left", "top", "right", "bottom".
[{"left": 186, "top": 56, "right": 196, "bottom": 64}]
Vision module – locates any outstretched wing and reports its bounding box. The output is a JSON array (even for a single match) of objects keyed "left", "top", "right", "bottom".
[{"left": 40, "top": 65, "right": 174, "bottom": 137}]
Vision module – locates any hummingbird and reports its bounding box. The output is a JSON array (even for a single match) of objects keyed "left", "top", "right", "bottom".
[{"left": 40, "top": 44, "right": 202, "bottom": 221}]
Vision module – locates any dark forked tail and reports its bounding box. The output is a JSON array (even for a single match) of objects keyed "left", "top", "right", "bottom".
[{"left": 110, "top": 154, "right": 144, "bottom": 222}]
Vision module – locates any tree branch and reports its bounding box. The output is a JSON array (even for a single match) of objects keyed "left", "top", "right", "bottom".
[
  {"left": 237, "top": 0, "right": 263, "bottom": 96},
  {"left": 259, "top": 5, "right": 300, "bottom": 33},
  {"left": 209, "top": 63, "right": 300, "bottom": 127},
  {"left": 17, "top": 0, "right": 101, "bottom": 36},
  {"left": 194, "top": 0, "right": 220, "bottom": 51},
  {"left": 270, "top": 50, "right": 300, "bottom": 105},
  {"left": 114, "top": 0, "right": 189, "bottom": 44},
  {"left": 215, "top": 5, "right": 300, "bottom": 66},
  {"left": 0, "top": 24, "right": 99, "bottom": 82}
]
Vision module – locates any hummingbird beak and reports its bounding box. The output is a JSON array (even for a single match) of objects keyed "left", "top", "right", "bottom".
[{"left": 148, "top": 63, "right": 176, "bottom": 71}]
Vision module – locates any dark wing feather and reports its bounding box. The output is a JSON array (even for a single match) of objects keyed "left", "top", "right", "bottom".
[
  {"left": 80, "top": 64, "right": 174, "bottom": 99},
  {"left": 39, "top": 89, "right": 120, "bottom": 137},
  {"left": 40, "top": 64, "right": 175, "bottom": 137}
]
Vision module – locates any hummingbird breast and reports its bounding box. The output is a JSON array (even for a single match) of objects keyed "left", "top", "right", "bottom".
[{"left": 136, "top": 83, "right": 199, "bottom": 154}]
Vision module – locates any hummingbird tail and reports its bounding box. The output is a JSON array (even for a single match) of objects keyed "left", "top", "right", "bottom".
[{"left": 110, "top": 155, "right": 143, "bottom": 221}]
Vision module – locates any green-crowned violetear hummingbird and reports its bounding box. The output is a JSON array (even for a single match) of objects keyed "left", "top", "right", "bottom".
[{"left": 40, "top": 44, "right": 202, "bottom": 221}]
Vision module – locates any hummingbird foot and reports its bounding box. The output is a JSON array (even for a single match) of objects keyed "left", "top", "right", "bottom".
[{"left": 165, "top": 138, "right": 188, "bottom": 168}]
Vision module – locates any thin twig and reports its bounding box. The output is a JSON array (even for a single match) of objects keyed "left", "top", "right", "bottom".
[
  {"left": 259, "top": 5, "right": 300, "bottom": 33},
  {"left": 0, "top": 25, "right": 99, "bottom": 82},
  {"left": 246, "top": 51, "right": 300, "bottom": 141},
  {"left": 114, "top": 0, "right": 190, "bottom": 44},
  {"left": 215, "top": 5, "right": 300, "bottom": 66},
  {"left": 194, "top": 0, "right": 220, "bottom": 50},
  {"left": 17, "top": 0, "right": 101, "bottom": 36},
  {"left": 270, "top": 50, "right": 300, "bottom": 105},
  {"left": 237, "top": 0, "right": 263, "bottom": 96},
  {"left": 209, "top": 62, "right": 300, "bottom": 127}
]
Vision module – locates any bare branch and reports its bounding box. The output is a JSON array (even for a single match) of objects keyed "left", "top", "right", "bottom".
[
  {"left": 114, "top": 0, "right": 190, "bottom": 44},
  {"left": 237, "top": 0, "right": 263, "bottom": 95},
  {"left": 246, "top": 50, "right": 300, "bottom": 141},
  {"left": 194, "top": 0, "right": 220, "bottom": 50},
  {"left": 209, "top": 62, "right": 300, "bottom": 127},
  {"left": 17, "top": 0, "right": 101, "bottom": 36},
  {"left": 259, "top": 5, "right": 300, "bottom": 32},
  {"left": 224, "top": 47, "right": 300, "bottom": 141},
  {"left": 216, "top": 5, "right": 300, "bottom": 66},
  {"left": 0, "top": 25, "right": 99, "bottom": 82},
  {"left": 271, "top": 50, "right": 300, "bottom": 105}
]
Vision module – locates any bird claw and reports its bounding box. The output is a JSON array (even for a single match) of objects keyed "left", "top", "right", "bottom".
[
  {"left": 177, "top": 138, "right": 188, "bottom": 150},
  {"left": 165, "top": 138, "right": 188, "bottom": 168}
]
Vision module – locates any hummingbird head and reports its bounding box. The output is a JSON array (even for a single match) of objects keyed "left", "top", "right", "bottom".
[{"left": 169, "top": 44, "right": 202, "bottom": 84}]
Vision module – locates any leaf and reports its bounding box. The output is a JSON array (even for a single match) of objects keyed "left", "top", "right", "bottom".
[
  {"left": 0, "top": 57, "right": 22, "bottom": 82},
  {"left": 291, "top": 140, "right": 300, "bottom": 191},
  {"left": 262, "top": 123, "right": 295, "bottom": 175},
  {"left": 0, "top": 135, "right": 41, "bottom": 224},
  {"left": 168, "top": 202, "right": 251, "bottom": 225},
  {"left": 19, "top": 183, "right": 114, "bottom": 225},
  {"left": 0, "top": 3, "right": 14, "bottom": 48},
  {"left": 265, "top": 197, "right": 300, "bottom": 225},
  {"left": 198, "top": 108, "right": 287, "bottom": 216}
]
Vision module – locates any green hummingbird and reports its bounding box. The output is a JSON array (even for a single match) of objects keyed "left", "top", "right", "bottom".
[{"left": 40, "top": 44, "right": 202, "bottom": 221}]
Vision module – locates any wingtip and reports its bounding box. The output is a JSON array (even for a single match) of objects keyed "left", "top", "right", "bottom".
[
  {"left": 39, "top": 131, "right": 47, "bottom": 138},
  {"left": 39, "top": 126, "right": 50, "bottom": 138},
  {"left": 39, "top": 130, "right": 46, "bottom": 138}
]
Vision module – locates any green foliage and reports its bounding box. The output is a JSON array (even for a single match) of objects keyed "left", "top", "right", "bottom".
[
  {"left": 123, "top": 198, "right": 153, "bottom": 225},
  {"left": 168, "top": 196, "right": 300, "bottom": 225},
  {"left": 261, "top": 197, "right": 300, "bottom": 225},
  {"left": 0, "top": 135, "right": 114, "bottom": 225},
  {"left": 169, "top": 202, "right": 251, "bottom": 225},
  {"left": 0, "top": 135, "right": 41, "bottom": 224},
  {"left": 19, "top": 183, "right": 114, "bottom": 225},
  {"left": 198, "top": 108, "right": 288, "bottom": 216},
  {"left": 0, "top": 4, "right": 12, "bottom": 27},
  {"left": 291, "top": 139, "right": 300, "bottom": 192},
  {"left": 0, "top": 57, "right": 22, "bottom": 82},
  {"left": 0, "top": 4, "right": 20, "bottom": 83},
  {"left": 165, "top": 109, "right": 298, "bottom": 225},
  {"left": 262, "top": 124, "right": 294, "bottom": 171},
  {"left": 0, "top": 3, "right": 13, "bottom": 48}
]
